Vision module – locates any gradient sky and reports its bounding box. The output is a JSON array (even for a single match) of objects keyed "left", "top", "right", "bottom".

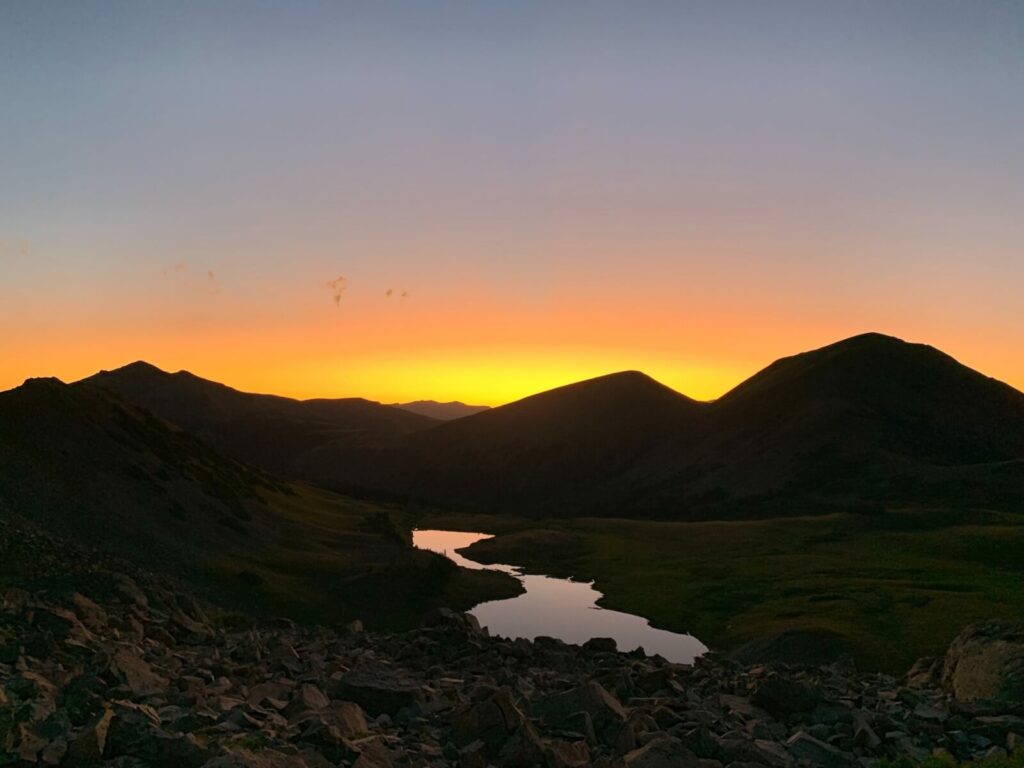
[{"left": 2, "top": 1, "right": 1022, "bottom": 405}]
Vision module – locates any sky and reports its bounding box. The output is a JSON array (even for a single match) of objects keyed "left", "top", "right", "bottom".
[{"left": 2, "top": 1, "right": 1022, "bottom": 405}]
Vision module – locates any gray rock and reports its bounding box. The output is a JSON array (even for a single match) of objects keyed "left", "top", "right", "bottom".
[
  {"left": 282, "top": 682, "right": 329, "bottom": 718},
  {"left": 624, "top": 736, "right": 699, "bottom": 768},
  {"left": 106, "top": 704, "right": 208, "bottom": 767},
  {"left": 538, "top": 680, "right": 635, "bottom": 751},
  {"left": 334, "top": 664, "right": 421, "bottom": 716},
  {"left": 545, "top": 738, "right": 591, "bottom": 768},
  {"left": 451, "top": 687, "right": 531, "bottom": 753},
  {"left": 583, "top": 637, "right": 618, "bottom": 654},
  {"left": 112, "top": 647, "right": 170, "bottom": 697},
  {"left": 750, "top": 674, "right": 821, "bottom": 717},
  {"left": 67, "top": 707, "right": 115, "bottom": 761},
  {"left": 71, "top": 592, "right": 109, "bottom": 631},
  {"left": 942, "top": 622, "right": 1024, "bottom": 703},
  {"left": 906, "top": 656, "right": 942, "bottom": 688},
  {"left": 785, "top": 731, "right": 851, "bottom": 767}
]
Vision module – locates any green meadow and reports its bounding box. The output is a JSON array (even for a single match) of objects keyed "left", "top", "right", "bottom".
[{"left": 411, "top": 507, "right": 1024, "bottom": 673}]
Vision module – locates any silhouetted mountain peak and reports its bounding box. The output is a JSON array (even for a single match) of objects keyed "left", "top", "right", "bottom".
[
  {"left": 118, "top": 360, "right": 166, "bottom": 373},
  {"left": 518, "top": 369, "right": 696, "bottom": 406},
  {"left": 407, "top": 368, "right": 704, "bottom": 468},
  {"left": 830, "top": 331, "right": 909, "bottom": 347},
  {"left": 97, "top": 360, "right": 172, "bottom": 380},
  {"left": 802, "top": 332, "right": 953, "bottom": 365},
  {"left": 20, "top": 376, "right": 66, "bottom": 390},
  {"left": 10, "top": 378, "right": 79, "bottom": 413},
  {"left": 718, "top": 332, "right": 978, "bottom": 406}
]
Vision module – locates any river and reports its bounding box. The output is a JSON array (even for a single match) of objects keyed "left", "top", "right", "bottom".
[{"left": 413, "top": 529, "right": 707, "bottom": 664}]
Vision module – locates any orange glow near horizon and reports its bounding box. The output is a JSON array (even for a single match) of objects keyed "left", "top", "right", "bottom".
[
  {"left": 3, "top": 286, "right": 1023, "bottom": 406},
  {"left": 4, "top": 187, "right": 1023, "bottom": 407},
  {"left": 4, "top": 3, "right": 1024, "bottom": 409}
]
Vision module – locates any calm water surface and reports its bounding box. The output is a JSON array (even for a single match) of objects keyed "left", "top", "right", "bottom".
[{"left": 413, "top": 529, "right": 707, "bottom": 664}]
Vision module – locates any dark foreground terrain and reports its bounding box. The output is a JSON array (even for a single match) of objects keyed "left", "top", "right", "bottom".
[
  {"left": 3, "top": 516, "right": 1024, "bottom": 768},
  {"left": 0, "top": 377, "right": 518, "bottom": 631}
]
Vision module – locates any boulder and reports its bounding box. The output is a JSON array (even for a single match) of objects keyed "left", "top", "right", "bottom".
[
  {"left": 624, "top": 736, "right": 699, "bottom": 768},
  {"left": 61, "top": 673, "right": 108, "bottom": 725},
  {"left": 785, "top": 731, "right": 852, "bottom": 768},
  {"left": 451, "top": 687, "right": 533, "bottom": 752},
  {"left": 112, "top": 575, "right": 149, "bottom": 608},
  {"left": 247, "top": 680, "right": 293, "bottom": 710},
  {"left": 851, "top": 710, "right": 881, "bottom": 751},
  {"left": 67, "top": 707, "right": 114, "bottom": 761},
  {"left": 422, "top": 607, "right": 483, "bottom": 634},
  {"left": 717, "top": 736, "right": 793, "bottom": 767},
  {"left": 106, "top": 704, "right": 208, "bottom": 767},
  {"left": 750, "top": 674, "right": 821, "bottom": 717},
  {"left": 496, "top": 724, "right": 547, "bottom": 768},
  {"left": 906, "top": 656, "right": 943, "bottom": 688},
  {"left": 351, "top": 737, "right": 396, "bottom": 768},
  {"left": 458, "top": 740, "right": 488, "bottom": 768},
  {"left": 13, "top": 721, "right": 47, "bottom": 763},
  {"left": 545, "top": 738, "right": 591, "bottom": 768},
  {"left": 583, "top": 637, "right": 618, "bottom": 654},
  {"left": 537, "top": 681, "right": 635, "bottom": 751},
  {"left": 71, "top": 593, "right": 109, "bottom": 631},
  {"left": 282, "top": 683, "right": 330, "bottom": 718},
  {"left": 296, "top": 716, "right": 361, "bottom": 762},
  {"left": 331, "top": 700, "right": 369, "bottom": 737},
  {"left": 333, "top": 664, "right": 421, "bottom": 716},
  {"left": 112, "top": 646, "right": 170, "bottom": 697},
  {"left": 31, "top": 606, "right": 94, "bottom": 646},
  {"left": 942, "top": 622, "right": 1024, "bottom": 703}
]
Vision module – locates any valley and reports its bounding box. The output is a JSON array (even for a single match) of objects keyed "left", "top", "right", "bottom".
[
  {"left": 408, "top": 509, "right": 1024, "bottom": 674},
  {"left": 2, "top": 332, "right": 1023, "bottom": 766},
  {"left": 3, "top": 332, "right": 1022, "bottom": 673}
]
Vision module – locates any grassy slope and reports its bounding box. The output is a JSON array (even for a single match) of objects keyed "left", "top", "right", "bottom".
[
  {"left": 0, "top": 379, "right": 519, "bottom": 630},
  {"left": 196, "top": 484, "right": 521, "bottom": 629},
  {"left": 413, "top": 508, "right": 1024, "bottom": 673},
  {"left": 0, "top": 478, "right": 520, "bottom": 631}
]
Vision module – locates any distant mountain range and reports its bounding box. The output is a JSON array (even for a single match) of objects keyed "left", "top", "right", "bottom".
[
  {"left": 84, "top": 361, "right": 438, "bottom": 479},
  {"left": 71, "top": 332, "right": 1024, "bottom": 519},
  {"left": 392, "top": 400, "right": 490, "bottom": 420}
]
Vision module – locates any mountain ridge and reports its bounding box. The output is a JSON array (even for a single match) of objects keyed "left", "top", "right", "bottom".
[
  {"left": 73, "top": 333, "right": 1024, "bottom": 519},
  {"left": 82, "top": 362, "right": 440, "bottom": 480},
  {"left": 379, "top": 333, "right": 1024, "bottom": 517}
]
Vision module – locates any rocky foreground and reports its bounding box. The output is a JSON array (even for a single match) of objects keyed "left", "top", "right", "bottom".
[{"left": 2, "top": 524, "right": 1023, "bottom": 768}]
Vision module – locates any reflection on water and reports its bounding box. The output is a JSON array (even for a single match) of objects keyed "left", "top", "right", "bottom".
[{"left": 413, "top": 529, "right": 707, "bottom": 664}]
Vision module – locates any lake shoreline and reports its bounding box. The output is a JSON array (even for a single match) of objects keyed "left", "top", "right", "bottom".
[
  {"left": 413, "top": 528, "right": 708, "bottom": 664},
  {"left": 405, "top": 509, "right": 1024, "bottom": 674}
]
